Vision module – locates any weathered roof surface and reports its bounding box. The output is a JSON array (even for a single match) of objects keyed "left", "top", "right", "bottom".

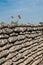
[{"left": 0, "top": 24, "right": 43, "bottom": 65}]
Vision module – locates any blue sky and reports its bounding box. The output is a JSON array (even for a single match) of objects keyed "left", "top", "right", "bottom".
[{"left": 0, "top": 0, "right": 43, "bottom": 24}]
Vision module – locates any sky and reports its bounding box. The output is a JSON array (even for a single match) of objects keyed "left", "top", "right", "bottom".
[{"left": 0, "top": 0, "right": 43, "bottom": 24}]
